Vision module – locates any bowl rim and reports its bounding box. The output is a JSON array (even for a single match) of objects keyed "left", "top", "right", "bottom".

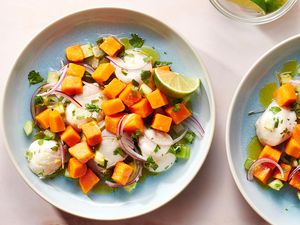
[
  {"left": 226, "top": 33, "right": 300, "bottom": 224},
  {"left": 0, "top": 7, "right": 216, "bottom": 220},
  {"left": 209, "top": 0, "right": 298, "bottom": 25}
]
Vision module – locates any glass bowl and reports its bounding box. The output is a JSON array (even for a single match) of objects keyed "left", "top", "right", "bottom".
[{"left": 210, "top": 0, "right": 298, "bottom": 24}]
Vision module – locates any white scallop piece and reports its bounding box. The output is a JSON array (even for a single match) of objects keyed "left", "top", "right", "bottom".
[
  {"left": 27, "top": 140, "right": 61, "bottom": 177},
  {"left": 256, "top": 101, "right": 297, "bottom": 146},
  {"left": 94, "top": 130, "right": 126, "bottom": 168}
]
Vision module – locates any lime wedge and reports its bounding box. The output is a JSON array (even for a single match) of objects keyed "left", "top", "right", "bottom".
[
  {"left": 153, "top": 68, "right": 200, "bottom": 98},
  {"left": 229, "top": 0, "right": 267, "bottom": 15},
  {"left": 265, "top": 0, "right": 287, "bottom": 13}
]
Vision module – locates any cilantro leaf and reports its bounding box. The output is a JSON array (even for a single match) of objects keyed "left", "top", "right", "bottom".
[
  {"left": 34, "top": 96, "right": 44, "bottom": 106},
  {"left": 129, "top": 34, "right": 144, "bottom": 48},
  {"left": 172, "top": 103, "right": 181, "bottom": 112},
  {"left": 141, "top": 70, "right": 151, "bottom": 84},
  {"left": 28, "top": 70, "right": 44, "bottom": 85},
  {"left": 85, "top": 103, "right": 100, "bottom": 113},
  {"left": 154, "top": 61, "right": 172, "bottom": 68},
  {"left": 270, "top": 106, "right": 281, "bottom": 114},
  {"left": 145, "top": 156, "right": 158, "bottom": 170},
  {"left": 113, "top": 147, "right": 126, "bottom": 157}
]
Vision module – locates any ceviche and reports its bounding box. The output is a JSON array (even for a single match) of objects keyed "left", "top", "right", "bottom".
[
  {"left": 245, "top": 60, "right": 300, "bottom": 199},
  {"left": 24, "top": 34, "right": 203, "bottom": 194}
]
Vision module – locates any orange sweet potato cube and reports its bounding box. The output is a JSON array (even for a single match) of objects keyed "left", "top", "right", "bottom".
[
  {"left": 103, "top": 78, "right": 126, "bottom": 99},
  {"left": 123, "top": 113, "right": 145, "bottom": 133},
  {"left": 65, "top": 45, "right": 84, "bottom": 62},
  {"left": 119, "top": 83, "right": 142, "bottom": 107},
  {"left": 272, "top": 163, "right": 292, "bottom": 182},
  {"left": 112, "top": 162, "right": 133, "bottom": 185},
  {"left": 81, "top": 121, "right": 102, "bottom": 146},
  {"left": 105, "top": 113, "right": 126, "bottom": 134},
  {"left": 165, "top": 103, "right": 191, "bottom": 125},
  {"left": 61, "top": 76, "right": 83, "bottom": 95},
  {"left": 49, "top": 109, "right": 65, "bottom": 133},
  {"left": 253, "top": 165, "right": 273, "bottom": 184},
  {"left": 151, "top": 113, "right": 172, "bottom": 133},
  {"left": 79, "top": 168, "right": 100, "bottom": 194},
  {"left": 35, "top": 108, "right": 52, "bottom": 129},
  {"left": 61, "top": 125, "right": 81, "bottom": 147},
  {"left": 101, "top": 98, "right": 125, "bottom": 116},
  {"left": 146, "top": 89, "right": 168, "bottom": 109},
  {"left": 292, "top": 124, "right": 300, "bottom": 144},
  {"left": 129, "top": 98, "right": 154, "bottom": 118},
  {"left": 274, "top": 83, "right": 296, "bottom": 107},
  {"left": 92, "top": 63, "right": 115, "bottom": 83},
  {"left": 285, "top": 138, "right": 300, "bottom": 159},
  {"left": 99, "top": 36, "right": 123, "bottom": 57},
  {"left": 68, "top": 142, "right": 94, "bottom": 163},
  {"left": 289, "top": 171, "right": 300, "bottom": 191},
  {"left": 67, "top": 157, "right": 87, "bottom": 178},
  {"left": 66, "top": 63, "right": 86, "bottom": 78}
]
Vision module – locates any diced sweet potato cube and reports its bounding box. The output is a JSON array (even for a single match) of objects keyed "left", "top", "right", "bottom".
[
  {"left": 273, "top": 163, "right": 292, "bottom": 182},
  {"left": 285, "top": 138, "right": 300, "bottom": 159},
  {"left": 157, "top": 65, "right": 170, "bottom": 71},
  {"left": 105, "top": 113, "right": 126, "bottom": 134},
  {"left": 66, "top": 45, "right": 84, "bottom": 62},
  {"left": 151, "top": 113, "right": 172, "bottom": 133},
  {"left": 103, "top": 78, "right": 126, "bottom": 99},
  {"left": 92, "top": 63, "right": 115, "bottom": 83},
  {"left": 66, "top": 63, "right": 86, "bottom": 78},
  {"left": 112, "top": 162, "right": 133, "bottom": 185},
  {"left": 99, "top": 36, "right": 123, "bottom": 57},
  {"left": 81, "top": 121, "right": 102, "bottom": 146},
  {"left": 61, "top": 76, "right": 83, "bottom": 95},
  {"left": 123, "top": 113, "right": 145, "bottom": 133},
  {"left": 61, "top": 125, "right": 81, "bottom": 147},
  {"left": 67, "top": 157, "right": 87, "bottom": 178},
  {"left": 101, "top": 98, "right": 125, "bottom": 116},
  {"left": 129, "top": 98, "right": 154, "bottom": 118},
  {"left": 274, "top": 83, "right": 296, "bottom": 107},
  {"left": 289, "top": 171, "right": 300, "bottom": 191},
  {"left": 146, "top": 89, "right": 168, "bottom": 109},
  {"left": 68, "top": 142, "right": 94, "bottom": 163},
  {"left": 292, "top": 124, "right": 300, "bottom": 144},
  {"left": 165, "top": 103, "right": 191, "bottom": 125},
  {"left": 119, "top": 83, "right": 142, "bottom": 107},
  {"left": 49, "top": 109, "right": 65, "bottom": 133},
  {"left": 253, "top": 165, "right": 273, "bottom": 184},
  {"left": 79, "top": 169, "right": 100, "bottom": 194},
  {"left": 35, "top": 108, "right": 52, "bottom": 129}
]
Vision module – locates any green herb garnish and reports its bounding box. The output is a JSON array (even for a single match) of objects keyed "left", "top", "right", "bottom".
[
  {"left": 131, "top": 129, "right": 141, "bottom": 140},
  {"left": 129, "top": 33, "right": 144, "bottom": 48},
  {"left": 154, "top": 145, "right": 160, "bottom": 153},
  {"left": 172, "top": 103, "right": 181, "bottom": 112},
  {"left": 38, "top": 139, "right": 44, "bottom": 145},
  {"left": 25, "top": 151, "right": 33, "bottom": 161},
  {"left": 28, "top": 70, "right": 44, "bottom": 85},
  {"left": 184, "top": 131, "right": 196, "bottom": 144},
  {"left": 51, "top": 145, "right": 58, "bottom": 152},
  {"left": 154, "top": 61, "right": 172, "bottom": 67},
  {"left": 141, "top": 70, "right": 151, "bottom": 84},
  {"left": 131, "top": 86, "right": 139, "bottom": 97},
  {"left": 34, "top": 96, "right": 44, "bottom": 106},
  {"left": 85, "top": 103, "right": 100, "bottom": 113},
  {"left": 113, "top": 147, "right": 126, "bottom": 157},
  {"left": 145, "top": 156, "right": 158, "bottom": 170},
  {"left": 270, "top": 106, "right": 281, "bottom": 114},
  {"left": 121, "top": 70, "right": 128, "bottom": 76}
]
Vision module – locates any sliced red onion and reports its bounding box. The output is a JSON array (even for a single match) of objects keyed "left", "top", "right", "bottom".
[
  {"left": 38, "top": 65, "right": 68, "bottom": 97},
  {"left": 144, "top": 129, "right": 188, "bottom": 146},
  {"left": 87, "top": 159, "right": 106, "bottom": 177},
  {"left": 116, "top": 115, "right": 146, "bottom": 162},
  {"left": 289, "top": 79, "right": 300, "bottom": 86},
  {"left": 80, "top": 63, "right": 95, "bottom": 74},
  {"left": 185, "top": 115, "right": 205, "bottom": 137},
  {"left": 105, "top": 160, "right": 143, "bottom": 188},
  {"left": 30, "top": 83, "right": 54, "bottom": 119},
  {"left": 288, "top": 166, "right": 300, "bottom": 181},
  {"left": 247, "top": 158, "right": 284, "bottom": 181},
  {"left": 106, "top": 56, "right": 147, "bottom": 71},
  {"left": 54, "top": 90, "right": 82, "bottom": 107}
]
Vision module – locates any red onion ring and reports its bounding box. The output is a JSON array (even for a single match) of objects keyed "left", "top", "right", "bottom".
[
  {"left": 106, "top": 56, "right": 147, "bottom": 71},
  {"left": 54, "top": 90, "right": 82, "bottom": 107},
  {"left": 86, "top": 159, "right": 106, "bottom": 177},
  {"left": 116, "top": 115, "right": 146, "bottom": 162},
  {"left": 185, "top": 115, "right": 205, "bottom": 137},
  {"left": 288, "top": 166, "right": 300, "bottom": 181},
  {"left": 247, "top": 158, "right": 284, "bottom": 181},
  {"left": 38, "top": 65, "right": 68, "bottom": 97},
  {"left": 144, "top": 129, "right": 188, "bottom": 146},
  {"left": 105, "top": 160, "right": 143, "bottom": 188},
  {"left": 80, "top": 63, "right": 95, "bottom": 74}
]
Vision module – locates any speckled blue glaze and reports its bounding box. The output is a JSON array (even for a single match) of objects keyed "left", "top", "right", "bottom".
[
  {"left": 1, "top": 8, "right": 215, "bottom": 220},
  {"left": 227, "top": 36, "right": 300, "bottom": 225}
]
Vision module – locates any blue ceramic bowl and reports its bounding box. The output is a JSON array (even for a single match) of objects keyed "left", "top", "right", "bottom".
[
  {"left": 1, "top": 8, "right": 215, "bottom": 220},
  {"left": 226, "top": 35, "right": 300, "bottom": 225}
]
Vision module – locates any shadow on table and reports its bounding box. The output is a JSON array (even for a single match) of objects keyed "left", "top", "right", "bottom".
[{"left": 54, "top": 48, "right": 268, "bottom": 225}]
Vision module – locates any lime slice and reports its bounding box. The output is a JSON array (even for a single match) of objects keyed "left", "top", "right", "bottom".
[
  {"left": 153, "top": 68, "right": 200, "bottom": 98},
  {"left": 229, "top": 0, "right": 267, "bottom": 15},
  {"left": 265, "top": 0, "right": 287, "bottom": 13}
]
